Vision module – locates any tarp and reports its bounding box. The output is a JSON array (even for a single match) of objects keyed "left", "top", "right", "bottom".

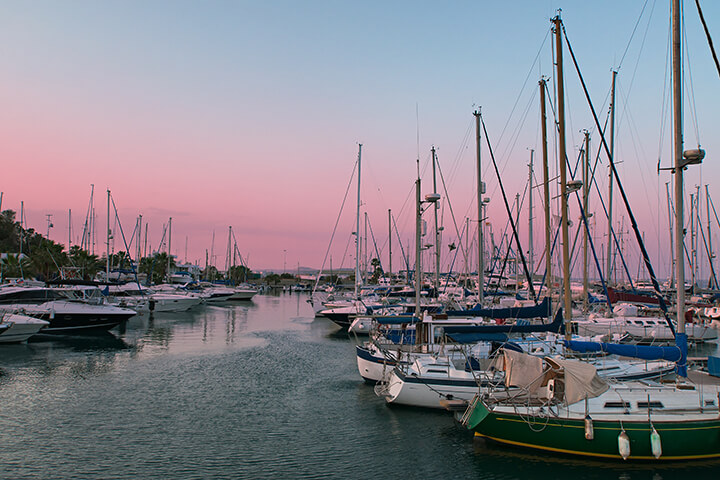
[
  {"left": 562, "top": 340, "right": 682, "bottom": 362},
  {"left": 544, "top": 357, "right": 609, "bottom": 405},
  {"left": 446, "top": 296, "right": 551, "bottom": 319},
  {"left": 491, "top": 348, "right": 609, "bottom": 405},
  {"left": 443, "top": 308, "right": 564, "bottom": 342},
  {"left": 492, "top": 348, "right": 546, "bottom": 391}
]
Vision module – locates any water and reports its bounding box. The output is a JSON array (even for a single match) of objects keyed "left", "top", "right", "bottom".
[{"left": 1, "top": 292, "right": 719, "bottom": 479}]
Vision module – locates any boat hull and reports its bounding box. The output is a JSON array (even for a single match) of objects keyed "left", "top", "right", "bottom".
[
  {"left": 0, "top": 314, "right": 49, "bottom": 343},
  {"left": 384, "top": 368, "right": 480, "bottom": 409},
  {"left": 32, "top": 312, "right": 134, "bottom": 333},
  {"left": 466, "top": 400, "right": 720, "bottom": 460},
  {"left": 356, "top": 345, "right": 398, "bottom": 383}
]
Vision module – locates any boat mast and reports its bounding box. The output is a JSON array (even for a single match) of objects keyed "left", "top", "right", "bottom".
[
  {"left": 690, "top": 191, "right": 697, "bottom": 289},
  {"left": 540, "top": 78, "right": 552, "bottom": 305},
  {"left": 364, "top": 212, "right": 368, "bottom": 284},
  {"left": 515, "top": 193, "right": 521, "bottom": 294},
  {"left": 666, "top": 182, "right": 675, "bottom": 288},
  {"left": 137, "top": 215, "right": 143, "bottom": 266},
  {"left": 355, "top": 144, "right": 362, "bottom": 299},
  {"left": 474, "top": 109, "right": 484, "bottom": 305},
  {"left": 606, "top": 70, "right": 617, "bottom": 285},
  {"left": 167, "top": 217, "right": 172, "bottom": 283},
  {"left": 672, "top": 0, "right": 687, "bottom": 376},
  {"left": 414, "top": 177, "right": 422, "bottom": 319},
  {"left": 553, "top": 15, "right": 572, "bottom": 337},
  {"left": 388, "top": 209, "right": 392, "bottom": 284},
  {"left": 583, "top": 130, "right": 590, "bottom": 313},
  {"left": 528, "top": 149, "right": 534, "bottom": 280},
  {"left": 432, "top": 146, "right": 440, "bottom": 296},
  {"left": 707, "top": 185, "right": 716, "bottom": 289},
  {"left": 106, "top": 189, "right": 111, "bottom": 282}
]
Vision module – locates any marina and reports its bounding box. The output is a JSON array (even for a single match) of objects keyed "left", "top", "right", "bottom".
[
  {"left": 2, "top": 1, "right": 720, "bottom": 477},
  {"left": 0, "top": 291, "right": 719, "bottom": 479}
]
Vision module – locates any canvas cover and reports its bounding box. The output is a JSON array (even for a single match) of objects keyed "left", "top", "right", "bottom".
[
  {"left": 545, "top": 357, "right": 609, "bottom": 405},
  {"left": 491, "top": 348, "right": 609, "bottom": 405},
  {"left": 491, "top": 348, "right": 546, "bottom": 393}
]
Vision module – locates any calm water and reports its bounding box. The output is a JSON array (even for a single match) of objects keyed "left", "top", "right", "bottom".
[{"left": 1, "top": 292, "right": 719, "bottom": 479}]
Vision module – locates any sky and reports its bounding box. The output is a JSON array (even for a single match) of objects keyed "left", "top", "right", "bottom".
[{"left": 1, "top": 1, "right": 719, "bottom": 281}]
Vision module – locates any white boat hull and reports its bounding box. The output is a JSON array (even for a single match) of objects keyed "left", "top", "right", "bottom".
[{"left": 0, "top": 313, "right": 49, "bottom": 343}]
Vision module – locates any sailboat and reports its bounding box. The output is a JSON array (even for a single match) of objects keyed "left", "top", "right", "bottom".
[
  {"left": 461, "top": 348, "right": 720, "bottom": 460},
  {"left": 458, "top": 8, "right": 720, "bottom": 460}
]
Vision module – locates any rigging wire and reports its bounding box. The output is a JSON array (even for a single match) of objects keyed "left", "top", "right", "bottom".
[
  {"left": 561, "top": 19, "right": 675, "bottom": 334},
  {"left": 481, "top": 115, "right": 537, "bottom": 302},
  {"left": 694, "top": 0, "right": 720, "bottom": 79},
  {"left": 617, "top": 0, "right": 654, "bottom": 71},
  {"left": 682, "top": 6, "right": 702, "bottom": 148},
  {"left": 310, "top": 155, "right": 359, "bottom": 296}
]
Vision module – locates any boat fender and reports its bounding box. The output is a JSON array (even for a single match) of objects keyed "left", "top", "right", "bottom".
[
  {"left": 618, "top": 430, "right": 630, "bottom": 460},
  {"left": 149, "top": 299, "right": 156, "bottom": 311},
  {"left": 584, "top": 415, "right": 594, "bottom": 440},
  {"left": 650, "top": 428, "right": 662, "bottom": 459}
]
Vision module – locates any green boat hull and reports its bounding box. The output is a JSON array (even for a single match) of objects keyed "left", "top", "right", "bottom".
[{"left": 466, "top": 401, "right": 720, "bottom": 460}]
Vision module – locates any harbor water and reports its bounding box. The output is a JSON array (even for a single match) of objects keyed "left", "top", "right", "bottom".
[{"left": 1, "top": 292, "right": 719, "bottom": 479}]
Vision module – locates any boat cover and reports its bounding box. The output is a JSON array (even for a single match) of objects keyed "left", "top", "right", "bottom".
[
  {"left": 443, "top": 308, "right": 564, "bottom": 343},
  {"left": 544, "top": 356, "right": 610, "bottom": 405},
  {"left": 562, "top": 340, "right": 682, "bottom": 362},
  {"left": 491, "top": 348, "right": 609, "bottom": 405}
]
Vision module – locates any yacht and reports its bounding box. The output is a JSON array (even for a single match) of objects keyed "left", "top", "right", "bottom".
[{"left": 0, "top": 285, "right": 135, "bottom": 333}]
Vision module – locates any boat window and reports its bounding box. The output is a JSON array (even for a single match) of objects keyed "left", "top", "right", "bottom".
[
  {"left": 634, "top": 321, "right": 644, "bottom": 325},
  {"left": 705, "top": 400, "right": 715, "bottom": 406},
  {"left": 637, "top": 401, "right": 664, "bottom": 408},
  {"left": 646, "top": 321, "right": 656, "bottom": 324},
  {"left": 603, "top": 401, "right": 630, "bottom": 408},
  {"left": 427, "top": 369, "right": 447, "bottom": 374}
]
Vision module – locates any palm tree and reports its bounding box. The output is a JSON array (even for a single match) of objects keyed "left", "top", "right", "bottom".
[
  {"left": 1, "top": 253, "right": 31, "bottom": 280},
  {"left": 139, "top": 252, "right": 175, "bottom": 285},
  {"left": 68, "top": 245, "right": 102, "bottom": 281}
]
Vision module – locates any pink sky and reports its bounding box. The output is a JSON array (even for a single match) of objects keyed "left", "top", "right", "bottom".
[{"left": 1, "top": 1, "right": 719, "bottom": 282}]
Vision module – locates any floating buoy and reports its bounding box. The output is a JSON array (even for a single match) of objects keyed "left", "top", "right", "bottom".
[
  {"left": 618, "top": 430, "right": 631, "bottom": 460},
  {"left": 650, "top": 427, "right": 662, "bottom": 459},
  {"left": 584, "top": 415, "right": 594, "bottom": 440}
]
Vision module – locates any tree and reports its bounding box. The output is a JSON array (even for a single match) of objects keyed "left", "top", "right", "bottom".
[
  {"left": 228, "top": 265, "right": 251, "bottom": 284},
  {"left": 369, "top": 257, "right": 384, "bottom": 284},
  {"left": 139, "top": 252, "right": 176, "bottom": 285},
  {"left": 24, "top": 235, "right": 68, "bottom": 281},
  {"left": 1, "top": 253, "right": 31, "bottom": 280},
  {"left": 68, "top": 245, "right": 102, "bottom": 280},
  {"left": 264, "top": 273, "right": 280, "bottom": 285},
  {"left": 0, "top": 210, "right": 21, "bottom": 252}
]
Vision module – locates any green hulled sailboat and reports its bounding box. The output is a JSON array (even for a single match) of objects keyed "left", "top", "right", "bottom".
[{"left": 461, "top": 349, "right": 720, "bottom": 460}]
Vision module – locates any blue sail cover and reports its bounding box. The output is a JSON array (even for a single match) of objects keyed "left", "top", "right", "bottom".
[
  {"left": 445, "top": 297, "right": 551, "bottom": 319},
  {"left": 374, "top": 315, "right": 419, "bottom": 325},
  {"left": 562, "top": 340, "right": 682, "bottom": 362},
  {"left": 443, "top": 308, "right": 564, "bottom": 343}
]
